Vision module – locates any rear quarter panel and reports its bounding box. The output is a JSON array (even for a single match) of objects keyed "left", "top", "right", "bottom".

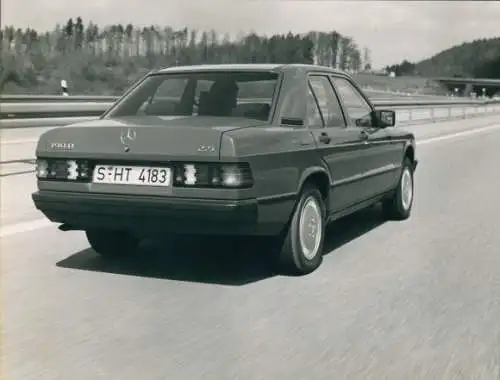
[
  {"left": 221, "top": 126, "right": 329, "bottom": 200},
  {"left": 390, "top": 125, "right": 415, "bottom": 142},
  {"left": 390, "top": 126, "right": 417, "bottom": 161}
]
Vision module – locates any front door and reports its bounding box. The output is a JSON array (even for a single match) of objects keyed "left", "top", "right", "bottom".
[
  {"left": 306, "top": 75, "right": 372, "bottom": 213},
  {"left": 329, "top": 76, "right": 402, "bottom": 198}
]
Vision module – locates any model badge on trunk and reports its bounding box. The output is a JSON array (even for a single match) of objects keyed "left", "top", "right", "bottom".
[
  {"left": 197, "top": 145, "right": 216, "bottom": 152},
  {"left": 50, "top": 142, "right": 74, "bottom": 150}
]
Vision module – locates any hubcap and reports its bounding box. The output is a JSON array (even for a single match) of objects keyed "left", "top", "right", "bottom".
[
  {"left": 298, "top": 197, "right": 323, "bottom": 260},
  {"left": 401, "top": 168, "right": 413, "bottom": 211}
]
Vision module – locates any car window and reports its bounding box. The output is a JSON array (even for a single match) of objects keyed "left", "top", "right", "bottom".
[
  {"left": 154, "top": 78, "right": 188, "bottom": 98},
  {"left": 306, "top": 85, "right": 324, "bottom": 128},
  {"left": 308, "top": 76, "right": 346, "bottom": 128},
  {"left": 330, "top": 77, "right": 373, "bottom": 127},
  {"left": 279, "top": 81, "right": 305, "bottom": 121},
  {"left": 106, "top": 71, "right": 279, "bottom": 122},
  {"left": 193, "top": 79, "right": 215, "bottom": 115},
  {"left": 196, "top": 79, "right": 214, "bottom": 96}
]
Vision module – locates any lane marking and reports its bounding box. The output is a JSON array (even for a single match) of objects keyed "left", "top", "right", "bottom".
[
  {"left": 0, "top": 169, "right": 36, "bottom": 178},
  {"left": 0, "top": 159, "right": 35, "bottom": 165},
  {"left": 0, "top": 138, "right": 38, "bottom": 145},
  {"left": 419, "top": 123, "right": 500, "bottom": 145},
  {"left": 0, "top": 219, "right": 53, "bottom": 238},
  {"left": 1, "top": 120, "right": 500, "bottom": 238}
]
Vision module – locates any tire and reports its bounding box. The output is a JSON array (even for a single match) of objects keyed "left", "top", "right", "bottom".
[
  {"left": 277, "top": 184, "right": 326, "bottom": 276},
  {"left": 85, "top": 229, "right": 140, "bottom": 259},
  {"left": 382, "top": 156, "right": 414, "bottom": 220}
]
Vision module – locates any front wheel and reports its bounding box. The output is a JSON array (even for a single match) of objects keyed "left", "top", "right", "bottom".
[
  {"left": 277, "top": 184, "right": 326, "bottom": 276},
  {"left": 86, "top": 229, "right": 140, "bottom": 259},
  {"left": 382, "top": 157, "right": 414, "bottom": 220}
]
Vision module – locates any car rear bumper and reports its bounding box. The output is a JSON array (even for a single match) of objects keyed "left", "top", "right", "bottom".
[{"left": 32, "top": 190, "right": 294, "bottom": 236}]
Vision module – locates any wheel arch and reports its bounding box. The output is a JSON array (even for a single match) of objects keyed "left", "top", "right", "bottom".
[
  {"left": 404, "top": 145, "right": 415, "bottom": 164},
  {"left": 297, "top": 166, "right": 331, "bottom": 204}
]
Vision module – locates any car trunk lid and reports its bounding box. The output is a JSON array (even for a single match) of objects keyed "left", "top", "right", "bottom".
[{"left": 37, "top": 116, "right": 266, "bottom": 162}]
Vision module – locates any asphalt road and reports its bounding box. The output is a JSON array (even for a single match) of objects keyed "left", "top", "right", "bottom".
[{"left": 2, "top": 115, "right": 500, "bottom": 379}]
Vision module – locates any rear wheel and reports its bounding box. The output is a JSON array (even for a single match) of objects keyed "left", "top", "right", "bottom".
[
  {"left": 382, "top": 157, "right": 414, "bottom": 220},
  {"left": 277, "top": 184, "right": 326, "bottom": 275},
  {"left": 86, "top": 229, "right": 140, "bottom": 259}
]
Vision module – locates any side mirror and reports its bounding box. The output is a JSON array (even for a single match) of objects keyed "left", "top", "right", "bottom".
[{"left": 375, "top": 109, "right": 396, "bottom": 128}]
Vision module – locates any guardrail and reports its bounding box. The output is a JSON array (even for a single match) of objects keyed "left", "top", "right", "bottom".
[
  {"left": 0, "top": 95, "right": 118, "bottom": 103},
  {"left": 2, "top": 94, "right": 500, "bottom": 129}
]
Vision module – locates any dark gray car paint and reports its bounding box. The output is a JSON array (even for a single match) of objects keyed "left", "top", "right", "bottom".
[
  {"left": 35, "top": 63, "right": 416, "bottom": 223},
  {"left": 325, "top": 72, "right": 407, "bottom": 201}
]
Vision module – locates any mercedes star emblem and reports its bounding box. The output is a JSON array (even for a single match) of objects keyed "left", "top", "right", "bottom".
[{"left": 120, "top": 128, "right": 137, "bottom": 152}]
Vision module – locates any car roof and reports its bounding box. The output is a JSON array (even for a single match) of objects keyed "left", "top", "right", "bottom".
[{"left": 155, "top": 63, "right": 350, "bottom": 77}]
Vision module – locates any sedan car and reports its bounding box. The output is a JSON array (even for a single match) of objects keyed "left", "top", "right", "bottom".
[{"left": 32, "top": 63, "right": 417, "bottom": 275}]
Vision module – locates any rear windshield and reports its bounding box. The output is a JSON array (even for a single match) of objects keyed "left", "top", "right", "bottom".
[{"left": 105, "top": 71, "right": 280, "bottom": 121}]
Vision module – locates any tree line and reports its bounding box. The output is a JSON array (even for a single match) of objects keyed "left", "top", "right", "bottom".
[
  {"left": 385, "top": 60, "right": 417, "bottom": 77},
  {"left": 0, "top": 17, "right": 372, "bottom": 94},
  {"left": 387, "top": 37, "right": 500, "bottom": 79}
]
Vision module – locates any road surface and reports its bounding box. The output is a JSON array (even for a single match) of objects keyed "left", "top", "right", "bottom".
[{"left": 2, "top": 115, "right": 500, "bottom": 379}]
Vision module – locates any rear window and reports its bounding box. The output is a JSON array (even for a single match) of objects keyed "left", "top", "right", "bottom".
[{"left": 105, "top": 71, "right": 280, "bottom": 121}]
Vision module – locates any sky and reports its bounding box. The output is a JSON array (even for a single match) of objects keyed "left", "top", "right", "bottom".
[{"left": 1, "top": 0, "right": 499, "bottom": 68}]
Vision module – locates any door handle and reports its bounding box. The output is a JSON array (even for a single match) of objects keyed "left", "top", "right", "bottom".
[{"left": 318, "top": 132, "right": 331, "bottom": 144}]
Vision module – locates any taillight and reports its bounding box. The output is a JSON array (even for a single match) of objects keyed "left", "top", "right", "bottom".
[
  {"left": 35, "top": 159, "right": 253, "bottom": 188},
  {"left": 36, "top": 158, "right": 91, "bottom": 181},
  {"left": 173, "top": 162, "right": 253, "bottom": 189}
]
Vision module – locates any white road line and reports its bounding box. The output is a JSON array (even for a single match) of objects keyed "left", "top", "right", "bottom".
[
  {"left": 419, "top": 123, "right": 500, "bottom": 145},
  {"left": 0, "top": 138, "right": 38, "bottom": 145},
  {"left": 0, "top": 218, "right": 53, "bottom": 238},
  {"left": 2, "top": 121, "right": 500, "bottom": 238}
]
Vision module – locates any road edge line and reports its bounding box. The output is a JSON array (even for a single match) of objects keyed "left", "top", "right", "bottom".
[
  {"left": 419, "top": 123, "right": 500, "bottom": 145},
  {"left": 0, "top": 219, "right": 54, "bottom": 238}
]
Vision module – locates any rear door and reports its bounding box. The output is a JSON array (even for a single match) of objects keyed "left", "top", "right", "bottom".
[
  {"left": 306, "top": 74, "right": 372, "bottom": 213},
  {"left": 330, "top": 75, "right": 404, "bottom": 198}
]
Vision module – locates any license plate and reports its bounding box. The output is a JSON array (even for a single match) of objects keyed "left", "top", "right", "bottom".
[{"left": 92, "top": 165, "right": 172, "bottom": 187}]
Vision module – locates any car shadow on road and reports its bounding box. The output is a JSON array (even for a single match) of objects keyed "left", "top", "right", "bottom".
[
  {"left": 323, "top": 204, "right": 387, "bottom": 259},
  {"left": 56, "top": 206, "right": 386, "bottom": 286}
]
